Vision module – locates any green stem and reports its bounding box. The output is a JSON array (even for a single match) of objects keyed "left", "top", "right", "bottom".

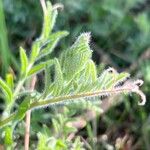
[
  {"left": 1, "top": 64, "right": 34, "bottom": 124},
  {"left": 13, "top": 79, "right": 26, "bottom": 97},
  {"left": 13, "top": 64, "right": 33, "bottom": 98},
  {"left": 0, "top": 114, "right": 15, "bottom": 127},
  {"left": 0, "top": 87, "right": 132, "bottom": 128},
  {"left": 30, "top": 88, "right": 130, "bottom": 109}
]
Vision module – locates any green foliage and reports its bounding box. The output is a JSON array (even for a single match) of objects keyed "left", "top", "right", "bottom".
[
  {"left": 6, "top": 73, "right": 14, "bottom": 90},
  {"left": 37, "top": 134, "right": 67, "bottom": 150},
  {"left": 28, "top": 59, "right": 53, "bottom": 76},
  {"left": 61, "top": 33, "right": 92, "bottom": 81},
  {"left": 38, "top": 31, "right": 69, "bottom": 60},
  {"left": 14, "top": 97, "right": 30, "bottom": 121},
  {"left": 20, "top": 47, "right": 28, "bottom": 77},
  {"left": 4, "top": 126, "right": 13, "bottom": 146},
  {"left": 0, "top": 0, "right": 148, "bottom": 149},
  {"left": 0, "top": 77, "right": 12, "bottom": 104},
  {"left": 37, "top": 108, "right": 85, "bottom": 150}
]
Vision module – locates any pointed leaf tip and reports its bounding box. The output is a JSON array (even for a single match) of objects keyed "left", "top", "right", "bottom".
[
  {"left": 78, "top": 32, "right": 91, "bottom": 44},
  {"left": 20, "top": 47, "right": 28, "bottom": 76}
]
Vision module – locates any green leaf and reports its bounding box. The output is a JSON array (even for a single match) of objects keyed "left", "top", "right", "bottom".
[
  {"left": 104, "top": 71, "right": 130, "bottom": 89},
  {"left": 41, "top": 1, "right": 53, "bottom": 39},
  {"left": 43, "top": 65, "right": 52, "bottom": 98},
  {"left": 14, "top": 97, "right": 30, "bottom": 121},
  {"left": 51, "top": 9, "right": 58, "bottom": 32},
  {"left": 0, "top": 77, "right": 12, "bottom": 103},
  {"left": 6, "top": 73, "right": 14, "bottom": 90},
  {"left": 30, "top": 40, "right": 41, "bottom": 63},
  {"left": 20, "top": 47, "right": 28, "bottom": 76},
  {"left": 97, "top": 68, "right": 115, "bottom": 90},
  {"left": 4, "top": 126, "right": 13, "bottom": 145},
  {"left": 61, "top": 33, "right": 92, "bottom": 81},
  {"left": 72, "top": 60, "right": 97, "bottom": 93},
  {"left": 115, "top": 72, "right": 130, "bottom": 84},
  {"left": 97, "top": 68, "right": 130, "bottom": 90},
  {"left": 54, "top": 58, "right": 63, "bottom": 86},
  {"left": 28, "top": 59, "right": 54, "bottom": 76},
  {"left": 73, "top": 136, "right": 85, "bottom": 149},
  {"left": 38, "top": 31, "right": 69, "bottom": 60},
  {"left": 52, "top": 58, "right": 63, "bottom": 96},
  {"left": 37, "top": 133, "right": 48, "bottom": 150},
  {"left": 84, "top": 60, "right": 97, "bottom": 82},
  {"left": 56, "top": 139, "right": 67, "bottom": 149}
]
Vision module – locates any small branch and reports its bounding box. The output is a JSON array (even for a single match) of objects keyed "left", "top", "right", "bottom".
[
  {"left": 13, "top": 79, "right": 25, "bottom": 97},
  {"left": 30, "top": 81, "right": 145, "bottom": 109},
  {"left": 24, "top": 76, "right": 37, "bottom": 150},
  {"left": 0, "top": 113, "right": 15, "bottom": 127},
  {"left": 0, "top": 79, "right": 145, "bottom": 129}
]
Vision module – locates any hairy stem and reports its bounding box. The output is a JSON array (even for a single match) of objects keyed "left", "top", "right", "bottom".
[
  {"left": 0, "top": 85, "right": 145, "bottom": 129},
  {"left": 0, "top": 114, "right": 15, "bottom": 127},
  {"left": 13, "top": 79, "right": 25, "bottom": 97},
  {"left": 29, "top": 87, "right": 131, "bottom": 109}
]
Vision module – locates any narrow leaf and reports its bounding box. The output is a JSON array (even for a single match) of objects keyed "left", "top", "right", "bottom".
[
  {"left": 52, "top": 58, "right": 63, "bottom": 95},
  {"left": 30, "top": 40, "right": 41, "bottom": 63},
  {"left": 37, "top": 133, "right": 48, "bottom": 150},
  {"left": 51, "top": 9, "right": 58, "bottom": 32},
  {"left": 43, "top": 65, "right": 52, "bottom": 97},
  {"left": 14, "top": 97, "right": 30, "bottom": 121},
  {"left": 85, "top": 60, "right": 97, "bottom": 82},
  {"left": 38, "top": 31, "right": 69, "bottom": 60},
  {"left": 41, "top": 1, "right": 53, "bottom": 38},
  {"left": 0, "top": 77, "right": 12, "bottom": 103},
  {"left": 20, "top": 47, "right": 28, "bottom": 76},
  {"left": 61, "top": 33, "right": 92, "bottom": 80},
  {"left": 4, "top": 126, "right": 13, "bottom": 145},
  {"left": 54, "top": 58, "right": 63, "bottom": 86},
  {"left": 6, "top": 73, "right": 14, "bottom": 90},
  {"left": 28, "top": 59, "right": 54, "bottom": 76}
]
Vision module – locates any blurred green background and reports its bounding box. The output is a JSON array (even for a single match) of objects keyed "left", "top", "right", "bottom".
[{"left": 0, "top": 0, "right": 150, "bottom": 149}]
